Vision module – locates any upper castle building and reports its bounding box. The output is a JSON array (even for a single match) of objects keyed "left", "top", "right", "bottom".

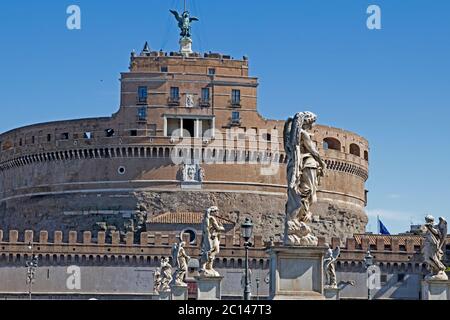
[{"left": 0, "top": 10, "right": 369, "bottom": 243}]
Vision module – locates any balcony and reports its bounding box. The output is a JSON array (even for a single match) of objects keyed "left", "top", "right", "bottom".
[
  {"left": 230, "top": 118, "right": 242, "bottom": 126},
  {"left": 199, "top": 98, "right": 211, "bottom": 108},
  {"left": 230, "top": 99, "right": 241, "bottom": 108},
  {"left": 168, "top": 96, "right": 180, "bottom": 107}
]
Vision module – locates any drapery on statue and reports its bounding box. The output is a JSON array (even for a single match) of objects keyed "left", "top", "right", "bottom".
[
  {"left": 172, "top": 236, "right": 191, "bottom": 286},
  {"left": 324, "top": 245, "right": 340, "bottom": 288},
  {"left": 422, "top": 215, "right": 448, "bottom": 280},
  {"left": 159, "top": 257, "right": 173, "bottom": 292},
  {"left": 283, "top": 112, "right": 326, "bottom": 246},
  {"left": 200, "top": 206, "right": 225, "bottom": 277},
  {"left": 170, "top": 9, "right": 199, "bottom": 39},
  {"left": 153, "top": 268, "right": 162, "bottom": 293}
]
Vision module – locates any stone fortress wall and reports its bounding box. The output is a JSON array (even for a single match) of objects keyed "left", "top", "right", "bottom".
[
  {"left": 0, "top": 49, "right": 369, "bottom": 242},
  {"left": 0, "top": 228, "right": 446, "bottom": 299}
]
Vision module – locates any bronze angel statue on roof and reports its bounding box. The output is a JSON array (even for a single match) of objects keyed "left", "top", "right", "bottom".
[
  {"left": 170, "top": 9, "right": 199, "bottom": 38},
  {"left": 422, "top": 215, "right": 448, "bottom": 280}
]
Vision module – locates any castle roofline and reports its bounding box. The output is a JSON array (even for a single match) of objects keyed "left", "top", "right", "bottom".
[{"left": 0, "top": 116, "right": 112, "bottom": 137}]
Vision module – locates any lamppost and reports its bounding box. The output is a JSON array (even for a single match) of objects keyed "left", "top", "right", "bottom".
[
  {"left": 26, "top": 242, "right": 38, "bottom": 300},
  {"left": 255, "top": 277, "right": 260, "bottom": 300},
  {"left": 241, "top": 218, "right": 254, "bottom": 301},
  {"left": 364, "top": 250, "right": 374, "bottom": 300}
]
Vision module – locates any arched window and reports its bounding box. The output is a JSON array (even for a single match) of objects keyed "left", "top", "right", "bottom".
[
  {"left": 364, "top": 151, "right": 369, "bottom": 161},
  {"left": 323, "top": 138, "right": 341, "bottom": 151},
  {"left": 350, "top": 144, "right": 361, "bottom": 157}
]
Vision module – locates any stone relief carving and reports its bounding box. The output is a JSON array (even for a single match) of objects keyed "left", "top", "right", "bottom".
[
  {"left": 422, "top": 215, "right": 448, "bottom": 280},
  {"left": 324, "top": 245, "right": 340, "bottom": 288},
  {"left": 181, "top": 164, "right": 204, "bottom": 183},
  {"left": 172, "top": 237, "right": 191, "bottom": 286},
  {"left": 283, "top": 112, "right": 326, "bottom": 246},
  {"left": 200, "top": 206, "right": 225, "bottom": 277}
]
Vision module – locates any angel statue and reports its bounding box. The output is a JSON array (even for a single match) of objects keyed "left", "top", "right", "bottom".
[
  {"left": 153, "top": 268, "right": 162, "bottom": 294},
  {"left": 170, "top": 9, "right": 199, "bottom": 39},
  {"left": 200, "top": 206, "right": 225, "bottom": 277},
  {"left": 422, "top": 215, "right": 448, "bottom": 280},
  {"left": 159, "top": 257, "right": 173, "bottom": 292},
  {"left": 172, "top": 236, "right": 191, "bottom": 286},
  {"left": 283, "top": 112, "right": 326, "bottom": 246},
  {"left": 324, "top": 245, "right": 341, "bottom": 288}
]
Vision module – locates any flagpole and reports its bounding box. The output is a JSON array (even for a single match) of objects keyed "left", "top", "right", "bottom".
[{"left": 377, "top": 215, "right": 380, "bottom": 235}]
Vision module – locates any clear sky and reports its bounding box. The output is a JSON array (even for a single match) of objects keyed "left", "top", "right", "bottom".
[{"left": 0, "top": 0, "right": 449, "bottom": 234}]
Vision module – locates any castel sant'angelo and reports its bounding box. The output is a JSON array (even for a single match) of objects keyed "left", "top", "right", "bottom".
[{"left": 0, "top": 8, "right": 369, "bottom": 244}]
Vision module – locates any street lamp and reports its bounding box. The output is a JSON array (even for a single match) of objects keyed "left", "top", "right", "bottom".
[
  {"left": 241, "top": 218, "right": 254, "bottom": 301},
  {"left": 364, "top": 250, "right": 374, "bottom": 300},
  {"left": 255, "top": 277, "right": 260, "bottom": 300},
  {"left": 26, "top": 242, "right": 38, "bottom": 300}
]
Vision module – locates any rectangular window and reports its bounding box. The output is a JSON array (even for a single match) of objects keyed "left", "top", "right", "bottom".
[
  {"left": 61, "top": 133, "right": 69, "bottom": 140},
  {"left": 130, "top": 130, "right": 138, "bottom": 137},
  {"left": 47, "top": 134, "right": 52, "bottom": 142},
  {"left": 161, "top": 66, "right": 168, "bottom": 73},
  {"left": 232, "top": 89, "right": 241, "bottom": 105},
  {"left": 84, "top": 132, "right": 92, "bottom": 139},
  {"left": 19, "top": 138, "right": 23, "bottom": 146},
  {"left": 201, "top": 88, "right": 210, "bottom": 101},
  {"left": 170, "top": 87, "right": 180, "bottom": 100},
  {"left": 31, "top": 136, "right": 35, "bottom": 144},
  {"left": 208, "top": 68, "right": 216, "bottom": 75},
  {"left": 232, "top": 111, "right": 240, "bottom": 121},
  {"left": 138, "top": 107, "right": 147, "bottom": 121},
  {"left": 138, "top": 86, "right": 148, "bottom": 103}
]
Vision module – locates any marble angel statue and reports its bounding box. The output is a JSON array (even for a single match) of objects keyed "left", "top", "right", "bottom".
[
  {"left": 422, "top": 215, "right": 448, "bottom": 280},
  {"left": 283, "top": 112, "right": 326, "bottom": 246}
]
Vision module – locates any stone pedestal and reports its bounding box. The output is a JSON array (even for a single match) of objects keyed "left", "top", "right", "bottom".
[
  {"left": 158, "top": 291, "right": 171, "bottom": 301},
  {"left": 268, "top": 246, "right": 326, "bottom": 300},
  {"left": 195, "top": 276, "right": 223, "bottom": 300},
  {"left": 421, "top": 279, "right": 450, "bottom": 300},
  {"left": 324, "top": 287, "right": 340, "bottom": 300},
  {"left": 180, "top": 37, "right": 193, "bottom": 56},
  {"left": 171, "top": 285, "right": 189, "bottom": 300}
]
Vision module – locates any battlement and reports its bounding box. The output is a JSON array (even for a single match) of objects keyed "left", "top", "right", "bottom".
[
  {"left": 0, "top": 229, "right": 428, "bottom": 255},
  {"left": 0, "top": 229, "right": 265, "bottom": 249},
  {"left": 129, "top": 48, "right": 249, "bottom": 77}
]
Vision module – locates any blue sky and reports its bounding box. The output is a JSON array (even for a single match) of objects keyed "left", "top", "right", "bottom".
[{"left": 0, "top": 1, "right": 449, "bottom": 234}]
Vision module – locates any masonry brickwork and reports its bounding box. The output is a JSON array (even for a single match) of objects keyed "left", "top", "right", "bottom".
[{"left": 0, "top": 47, "right": 369, "bottom": 242}]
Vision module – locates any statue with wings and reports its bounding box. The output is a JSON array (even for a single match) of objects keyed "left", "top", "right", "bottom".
[
  {"left": 283, "top": 112, "right": 326, "bottom": 246},
  {"left": 171, "top": 236, "right": 191, "bottom": 286},
  {"left": 422, "top": 215, "right": 448, "bottom": 280},
  {"left": 170, "top": 9, "right": 199, "bottom": 38},
  {"left": 324, "top": 245, "right": 341, "bottom": 288}
]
